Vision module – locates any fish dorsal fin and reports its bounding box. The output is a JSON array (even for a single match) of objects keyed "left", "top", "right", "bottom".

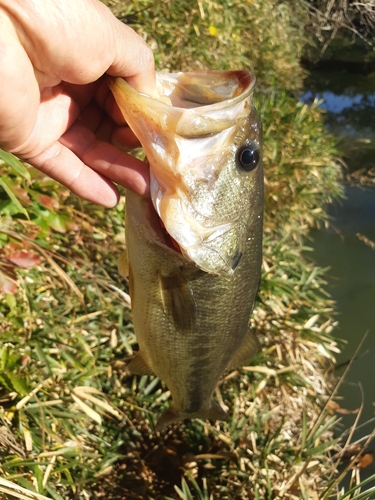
[
  {"left": 127, "top": 352, "right": 155, "bottom": 376},
  {"left": 118, "top": 250, "right": 129, "bottom": 278},
  {"left": 159, "top": 270, "right": 197, "bottom": 332},
  {"left": 227, "top": 328, "right": 259, "bottom": 371}
]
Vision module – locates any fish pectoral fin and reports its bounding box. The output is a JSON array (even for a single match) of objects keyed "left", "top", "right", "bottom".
[
  {"left": 227, "top": 327, "right": 259, "bottom": 371},
  {"left": 159, "top": 270, "right": 197, "bottom": 332},
  {"left": 155, "top": 401, "right": 229, "bottom": 432},
  {"left": 127, "top": 352, "right": 155, "bottom": 376},
  {"left": 118, "top": 250, "right": 129, "bottom": 278}
]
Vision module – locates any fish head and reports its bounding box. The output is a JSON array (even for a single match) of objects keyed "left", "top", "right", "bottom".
[{"left": 110, "top": 70, "right": 263, "bottom": 276}]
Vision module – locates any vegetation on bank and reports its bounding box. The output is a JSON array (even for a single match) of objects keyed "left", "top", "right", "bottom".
[{"left": 1, "top": 0, "right": 372, "bottom": 498}]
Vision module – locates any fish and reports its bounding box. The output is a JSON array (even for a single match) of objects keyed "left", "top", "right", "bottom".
[{"left": 110, "top": 70, "right": 263, "bottom": 431}]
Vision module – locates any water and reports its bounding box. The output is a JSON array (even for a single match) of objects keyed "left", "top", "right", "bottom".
[
  {"left": 301, "top": 69, "right": 375, "bottom": 479},
  {"left": 311, "top": 187, "right": 375, "bottom": 423}
]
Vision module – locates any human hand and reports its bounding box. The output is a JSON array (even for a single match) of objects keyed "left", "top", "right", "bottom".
[{"left": 0, "top": 0, "right": 157, "bottom": 207}]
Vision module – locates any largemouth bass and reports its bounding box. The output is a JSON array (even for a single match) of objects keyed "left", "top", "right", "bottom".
[{"left": 110, "top": 70, "right": 263, "bottom": 431}]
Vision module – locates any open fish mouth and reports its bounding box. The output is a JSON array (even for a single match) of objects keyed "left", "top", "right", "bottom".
[
  {"left": 155, "top": 70, "right": 254, "bottom": 109},
  {"left": 110, "top": 70, "right": 260, "bottom": 276}
]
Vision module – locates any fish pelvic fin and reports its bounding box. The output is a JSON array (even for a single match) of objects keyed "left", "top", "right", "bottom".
[
  {"left": 155, "top": 401, "right": 229, "bottom": 432},
  {"left": 227, "top": 327, "right": 259, "bottom": 371},
  {"left": 127, "top": 352, "right": 155, "bottom": 376}
]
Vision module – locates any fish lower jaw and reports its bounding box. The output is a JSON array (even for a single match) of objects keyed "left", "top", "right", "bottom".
[{"left": 179, "top": 244, "right": 241, "bottom": 276}]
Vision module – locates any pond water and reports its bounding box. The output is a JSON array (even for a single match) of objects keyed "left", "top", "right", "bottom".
[{"left": 301, "top": 68, "right": 375, "bottom": 479}]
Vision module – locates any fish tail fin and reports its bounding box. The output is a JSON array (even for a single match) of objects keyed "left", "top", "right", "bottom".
[{"left": 155, "top": 401, "right": 229, "bottom": 432}]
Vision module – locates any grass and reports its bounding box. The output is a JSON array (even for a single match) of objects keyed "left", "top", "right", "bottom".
[{"left": 1, "top": 0, "right": 374, "bottom": 498}]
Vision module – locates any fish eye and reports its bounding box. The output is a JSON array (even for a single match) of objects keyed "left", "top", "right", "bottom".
[{"left": 236, "top": 142, "right": 260, "bottom": 172}]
